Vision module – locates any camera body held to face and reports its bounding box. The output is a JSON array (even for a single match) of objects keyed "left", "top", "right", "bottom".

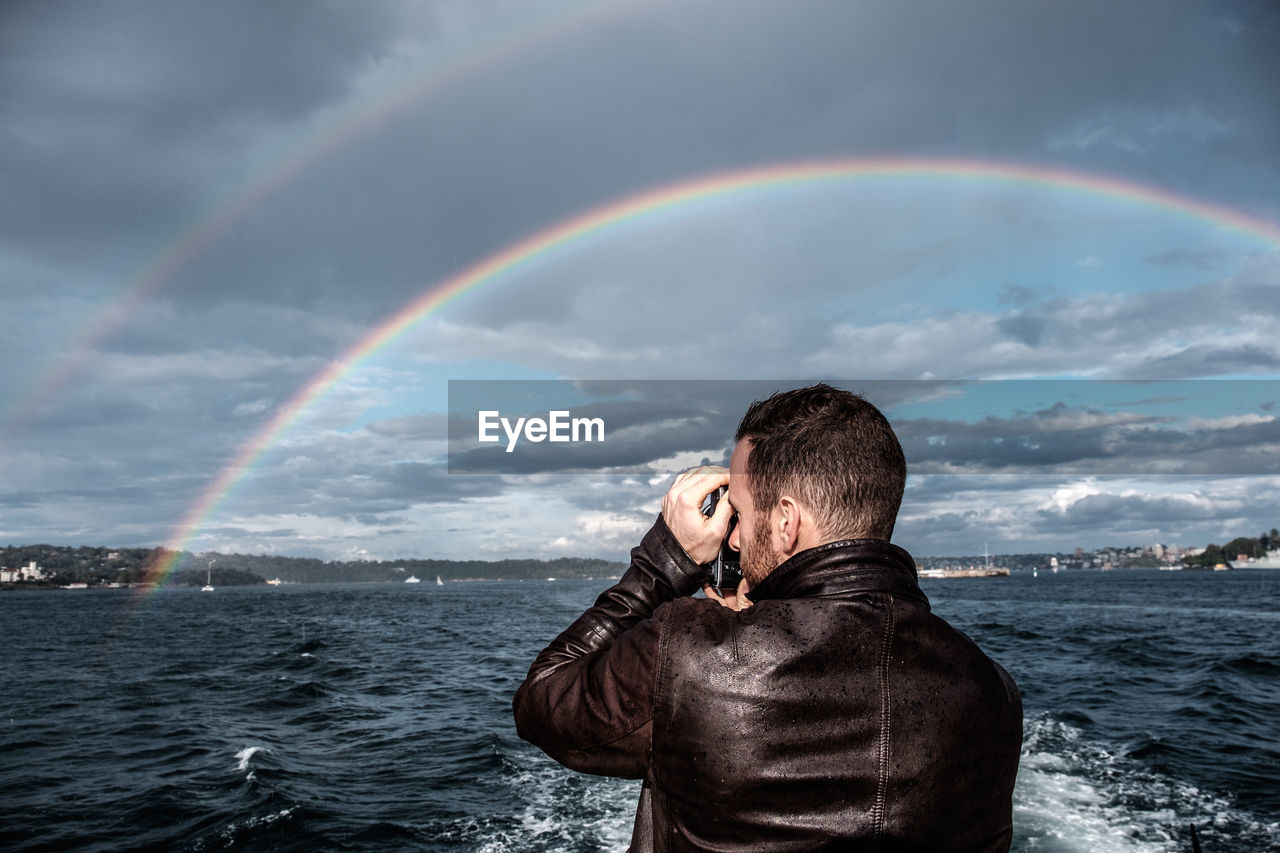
[{"left": 702, "top": 485, "right": 743, "bottom": 590}]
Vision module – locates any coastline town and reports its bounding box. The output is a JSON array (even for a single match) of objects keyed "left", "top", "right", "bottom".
[{"left": 3, "top": 530, "right": 1279, "bottom": 589}]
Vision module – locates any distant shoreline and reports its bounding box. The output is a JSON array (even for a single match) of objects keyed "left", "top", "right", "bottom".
[
  {"left": 0, "top": 575, "right": 630, "bottom": 591},
  {"left": 8, "top": 564, "right": 1280, "bottom": 593}
]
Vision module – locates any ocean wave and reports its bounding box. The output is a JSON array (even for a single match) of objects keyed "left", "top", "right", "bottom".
[
  {"left": 1014, "top": 713, "right": 1278, "bottom": 852},
  {"left": 5, "top": 577, "right": 1276, "bottom": 852},
  {"left": 234, "top": 745, "right": 267, "bottom": 772}
]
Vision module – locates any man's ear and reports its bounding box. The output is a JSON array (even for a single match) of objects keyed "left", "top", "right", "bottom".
[{"left": 776, "top": 495, "right": 801, "bottom": 554}]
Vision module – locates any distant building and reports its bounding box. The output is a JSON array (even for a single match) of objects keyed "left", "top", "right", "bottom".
[{"left": 1, "top": 561, "right": 44, "bottom": 582}]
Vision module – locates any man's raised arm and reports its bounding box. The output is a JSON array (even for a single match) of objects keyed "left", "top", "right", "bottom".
[{"left": 512, "top": 467, "right": 730, "bottom": 777}]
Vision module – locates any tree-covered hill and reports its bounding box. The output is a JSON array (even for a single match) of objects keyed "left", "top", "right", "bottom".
[
  {"left": 169, "top": 566, "right": 268, "bottom": 587},
  {"left": 0, "top": 543, "right": 627, "bottom": 587}
]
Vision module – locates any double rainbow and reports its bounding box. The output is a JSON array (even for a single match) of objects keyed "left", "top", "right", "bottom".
[{"left": 144, "top": 157, "right": 1280, "bottom": 587}]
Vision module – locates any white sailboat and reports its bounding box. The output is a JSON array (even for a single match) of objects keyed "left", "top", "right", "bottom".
[
  {"left": 436, "top": 575, "right": 444, "bottom": 586},
  {"left": 202, "top": 559, "right": 215, "bottom": 592}
]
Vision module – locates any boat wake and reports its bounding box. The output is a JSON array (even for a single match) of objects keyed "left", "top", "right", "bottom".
[{"left": 1014, "top": 714, "right": 1277, "bottom": 852}]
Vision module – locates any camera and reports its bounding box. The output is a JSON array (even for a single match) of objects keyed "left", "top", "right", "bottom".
[{"left": 702, "top": 485, "right": 743, "bottom": 590}]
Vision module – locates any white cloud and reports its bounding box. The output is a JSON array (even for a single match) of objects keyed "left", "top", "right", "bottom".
[
  {"left": 233, "top": 398, "right": 272, "bottom": 417},
  {"left": 1186, "top": 413, "right": 1276, "bottom": 430},
  {"left": 1049, "top": 106, "right": 1232, "bottom": 154}
]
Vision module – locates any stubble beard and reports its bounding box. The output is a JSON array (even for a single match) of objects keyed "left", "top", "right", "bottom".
[{"left": 741, "top": 519, "right": 781, "bottom": 587}]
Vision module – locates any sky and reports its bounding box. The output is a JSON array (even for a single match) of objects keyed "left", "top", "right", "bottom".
[{"left": 2, "top": 0, "right": 1279, "bottom": 563}]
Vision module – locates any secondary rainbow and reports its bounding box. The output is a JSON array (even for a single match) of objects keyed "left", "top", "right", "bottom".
[
  {"left": 2, "top": 0, "right": 641, "bottom": 433},
  {"left": 143, "top": 157, "right": 1280, "bottom": 587}
]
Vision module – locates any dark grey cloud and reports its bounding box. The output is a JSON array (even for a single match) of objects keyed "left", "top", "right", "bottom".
[
  {"left": 440, "top": 380, "right": 1280, "bottom": 477},
  {"left": 899, "top": 403, "right": 1280, "bottom": 475},
  {"left": 199, "top": 526, "right": 302, "bottom": 541},
  {"left": 1138, "top": 343, "right": 1280, "bottom": 377},
  {"left": 1036, "top": 492, "right": 1226, "bottom": 528},
  {"left": 0, "top": 0, "right": 427, "bottom": 265},
  {"left": 10, "top": 0, "right": 1277, "bottom": 320},
  {"left": 364, "top": 414, "right": 449, "bottom": 442},
  {"left": 997, "top": 314, "right": 1047, "bottom": 347},
  {"left": 445, "top": 379, "right": 964, "bottom": 474},
  {"left": 213, "top": 451, "right": 511, "bottom": 522},
  {"left": 893, "top": 477, "right": 1277, "bottom": 557},
  {"left": 972, "top": 266, "right": 1280, "bottom": 378}
]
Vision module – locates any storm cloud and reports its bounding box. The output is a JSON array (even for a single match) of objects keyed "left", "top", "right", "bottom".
[{"left": 2, "top": 0, "right": 1278, "bottom": 559}]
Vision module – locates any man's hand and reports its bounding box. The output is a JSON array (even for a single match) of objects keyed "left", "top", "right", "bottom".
[
  {"left": 661, "top": 465, "right": 732, "bottom": 565},
  {"left": 702, "top": 577, "right": 753, "bottom": 611}
]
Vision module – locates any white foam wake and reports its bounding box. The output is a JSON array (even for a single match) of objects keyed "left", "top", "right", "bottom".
[
  {"left": 1012, "top": 715, "right": 1263, "bottom": 852},
  {"left": 217, "top": 807, "right": 296, "bottom": 846},
  {"left": 235, "top": 745, "right": 267, "bottom": 772}
]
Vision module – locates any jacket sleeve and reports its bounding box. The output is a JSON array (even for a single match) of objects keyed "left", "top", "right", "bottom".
[{"left": 512, "top": 514, "right": 706, "bottom": 778}]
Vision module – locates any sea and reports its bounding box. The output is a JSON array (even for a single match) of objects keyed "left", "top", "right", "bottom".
[{"left": 1, "top": 570, "right": 1277, "bottom": 852}]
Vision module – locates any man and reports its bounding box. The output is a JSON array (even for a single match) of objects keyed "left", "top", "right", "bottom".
[{"left": 513, "top": 384, "right": 1023, "bottom": 851}]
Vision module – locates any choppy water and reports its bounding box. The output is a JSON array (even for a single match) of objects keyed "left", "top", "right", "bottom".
[{"left": 1, "top": 570, "right": 1277, "bottom": 851}]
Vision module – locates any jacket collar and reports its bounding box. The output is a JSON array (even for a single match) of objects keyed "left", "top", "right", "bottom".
[{"left": 746, "top": 538, "right": 929, "bottom": 607}]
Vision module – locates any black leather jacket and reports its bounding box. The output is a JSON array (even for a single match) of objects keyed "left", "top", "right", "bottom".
[{"left": 513, "top": 516, "right": 1022, "bottom": 851}]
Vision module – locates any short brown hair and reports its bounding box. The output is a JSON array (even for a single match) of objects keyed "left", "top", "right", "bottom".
[{"left": 735, "top": 384, "right": 906, "bottom": 541}]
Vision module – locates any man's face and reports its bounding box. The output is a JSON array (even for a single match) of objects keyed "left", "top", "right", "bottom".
[{"left": 727, "top": 440, "right": 781, "bottom": 586}]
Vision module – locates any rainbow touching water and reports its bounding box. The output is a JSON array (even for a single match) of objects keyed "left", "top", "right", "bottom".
[
  {"left": 2, "top": 0, "right": 641, "bottom": 433},
  {"left": 143, "top": 157, "right": 1280, "bottom": 588}
]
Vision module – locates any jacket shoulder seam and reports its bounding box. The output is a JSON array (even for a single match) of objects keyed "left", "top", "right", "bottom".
[
  {"left": 650, "top": 601, "right": 675, "bottom": 774},
  {"left": 652, "top": 602, "right": 678, "bottom": 848}
]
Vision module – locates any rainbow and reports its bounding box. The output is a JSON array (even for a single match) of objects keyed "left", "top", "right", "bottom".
[
  {"left": 143, "top": 157, "right": 1280, "bottom": 587},
  {"left": 2, "top": 0, "right": 642, "bottom": 433}
]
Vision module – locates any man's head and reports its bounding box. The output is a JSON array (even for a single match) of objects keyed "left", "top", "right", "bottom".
[{"left": 726, "top": 384, "right": 906, "bottom": 584}]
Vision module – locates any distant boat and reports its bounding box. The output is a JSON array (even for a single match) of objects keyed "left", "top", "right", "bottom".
[
  {"left": 919, "top": 562, "right": 1010, "bottom": 580},
  {"left": 436, "top": 575, "right": 443, "bottom": 586},
  {"left": 1246, "top": 551, "right": 1280, "bottom": 569},
  {"left": 202, "top": 559, "right": 215, "bottom": 592},
  {"left": 920, "top": 543, "right": 1011, "bottom": 578},
  {"left": 266, "top": 578, "right": 283, "bottom": 586},
  {"left": 404, "top": 575, "right": 421, "bottom": 583}
]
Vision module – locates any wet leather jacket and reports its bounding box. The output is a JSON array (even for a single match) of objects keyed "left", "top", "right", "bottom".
[{"left": 513, "top": 516, "right": 1022, "bottom": 851}]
